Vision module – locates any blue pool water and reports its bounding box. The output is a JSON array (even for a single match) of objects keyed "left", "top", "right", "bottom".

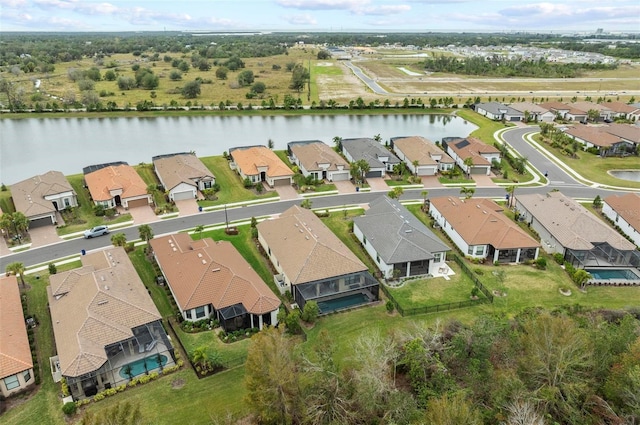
[
  {"left": 317, "top": 293, "right": 369, "bottom": 314},
  {"left": 586, "top": 268, "right": 640, "bottom": 280},
  {"left": 119, "top": 354, "right": 168, "bottom": 379}
]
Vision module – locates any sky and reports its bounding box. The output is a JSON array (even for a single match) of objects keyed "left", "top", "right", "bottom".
[{"left": 0, "top": 0, "right": 639, "bottom": 33}]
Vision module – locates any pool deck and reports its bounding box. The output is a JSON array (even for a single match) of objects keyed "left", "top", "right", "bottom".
[
  {"left": 110, "top": 341, "right": 174, "bottom": 384},
  {"left": 586, "top": 267, "right": 640, "bottom": 286}
]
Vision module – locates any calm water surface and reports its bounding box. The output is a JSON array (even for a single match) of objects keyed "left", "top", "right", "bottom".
[{"left": 0, "top": 114, "right": 475, "bottom": 184}]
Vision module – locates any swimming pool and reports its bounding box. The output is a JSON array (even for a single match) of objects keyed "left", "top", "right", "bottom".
[
  {"left": 119, "top": 354, "right": 168, "bottom": 379},
  {"left": 317, "top": 293, "right": 370, "bottom": 314},
  {"left": 585, "top": 268, "right": 640, "bottom": 281}
]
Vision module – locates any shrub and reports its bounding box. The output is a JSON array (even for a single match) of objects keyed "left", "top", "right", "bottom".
[
  {"left": 243, "top": 177, "right": 253, "bottom": 188},
  {"left": 300, "top": 301, "right": 320, "bottom": 323},
  {"left": 471, "top": 287, "right": 480, "bottom": 298},
  {"left": 385, "top": 300, "right": 395, "bottom": 313},
  {"left": 48, "top": 263, "right": 57, "bottom": 275},
  {"left": 93, "top": 393, "right": 105, "bottom": 401},
  {"left": 553, "top": 253, "right": 565, "bottom": 264},
  {"left": 62, "top": 401, "right": 77, "bottom": 415},
  {"left": 535, "top": 257, "right": 547, "bottom": 270},
  {"left": 60, "top": 377, "right": 70, "bottom": 397}
]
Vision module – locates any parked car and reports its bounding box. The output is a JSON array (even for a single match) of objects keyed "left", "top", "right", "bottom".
[{"left": 83, "top": 225, "right": 109, "bottom": 239}]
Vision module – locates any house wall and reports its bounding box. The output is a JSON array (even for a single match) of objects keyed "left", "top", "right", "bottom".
[
  {"left": 353, "top": 223, "right": 394, "bottom": 278},
  {"left": 603, "top": 202, "right": 640, "bottom": 247},
  {"left": 257, "top": 231, "right": 291, "bottom": 291},
  {"left": 197, "top": 176, "right": 215, "bottom": 191},
  {"left": 168, "top": 182, "right": 197, "bottom": 202},
  {"left": 428, "top": 203, "right": 488, "bottom": 260},
  {"left": 44, "top": 190, "right": 78, "bottom": 210},
  {"left": 1, "top": 368, "right": 35, "bottom": 397}
]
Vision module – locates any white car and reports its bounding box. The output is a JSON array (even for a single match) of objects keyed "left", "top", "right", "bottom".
[{"left": 83, "top": 225, "right": 109, "bottom": 239}]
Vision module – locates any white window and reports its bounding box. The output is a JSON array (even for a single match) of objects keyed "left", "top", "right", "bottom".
[
  {"left": 475, "top": 246, "right": 484, "bottom": 255},
  {"left": 64, "top": 198, "right": 70, "bottom": 207},
  {"left": 3, "top": 374, "right": 19, "bottom": 390},
  {"left": 468, "top": 246, "right": 474, "bottom": 255},
  {"left": 23, "top": 370, "right": 31, "bottom": 383},
  {"left": 184, "top": 310, "right": 192, "bottom": 319},
  {"left": 195, "top": 306, "right": 206, "bottom": 319},
  {"left": 433, "top": 252, "right": 442, "bottom": 263}
]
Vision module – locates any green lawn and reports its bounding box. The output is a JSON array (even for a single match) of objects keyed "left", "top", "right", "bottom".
[
  {"left": 388, "top": 262, "right": 477, "bottom": 310},
  {"left": 129, "top": 248, "right": 175, "bottom": 318},
  {"left": 197, "top": 156, "right": 278, "bottom": 206},
  {"left": 134, "top": 164, "right": 171, "bottom": 213},
  {"left": 533, "top": 134, "right": 640, "bottom": 189},
  {"left": 0, "top": 188, "right": 15, "bottom": 213},
  {"left": 456, "top": 109, "right": 512, "bottom": 144}
]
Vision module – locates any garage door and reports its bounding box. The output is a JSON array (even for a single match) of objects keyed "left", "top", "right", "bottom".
[
  {"left": 29, "top": 216, "right": 54, "bottom": 228},
  {"left": 127, "top": 198, "right": 150, "bottom": 208},
  {"left": 331, "top": 172, "right": 350, "bottom": 182},
  {"left": 365, "top": 170, "right": 383, "bottom": 178},
  {"left": 470, "top": 166, "right": 487, "bottom": 175},
  {"left": 273, "top": 178, "right": 291, "bottom": 186},
  {"left": 417, "top": 166, "right": 437, "bottom": 176},
  {"left": 172, "top": 190, "right": 194, "bottom": 201}
]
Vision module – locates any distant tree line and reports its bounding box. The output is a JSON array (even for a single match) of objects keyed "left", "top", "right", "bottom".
[{"left": 423, "top": 55, "right": 617, "bottom": 78}]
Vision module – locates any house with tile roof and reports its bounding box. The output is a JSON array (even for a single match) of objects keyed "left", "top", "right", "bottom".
[
  {"left": 152, "top": 153, "right": 215, "bottom": 202},
  {"left": 515, "top": 191, "right": 640, "bottom": 269},
  {"left": 601, "top": 101, "right": 640, "bottom": 121},
  {"left": 540, "top": 101, "right": 587, "bottom": 122},
  {"left": 571, "top": 101, "right": 614, "bottom": 122},
  {"left": 603, "top": 193, "right": 640, "bottom": 247},
  {"left": 48, "top": 247, "right": 174, "bottom": 400},
  {"left": 229, "top": 145, "right": 294, "bottom": 187},
  {"left": 563, "top": 125, "right": 635, "bottom": 155},
  {"left": 354, "top": 196, "right": 450, "bottom": 279},
  {"left": 288, "top": 140, "right": 350, "bottom": 182},
  {"left": 0, "top": 275, "right": 35, "bottom": 397},
  {"left": 442, "top": 137, "right": 501, "bottom": 175},
  {"left": 604, "top": 123, "right": 640, "bottom": 147},
  {"left": 257, "top": 205, "right": 379, "bottom": 313},
  {"left": 341, "top": 138, "right": 400, "bottom": 178},
  {"left": 11, "top": 170, "right": 77, "bottom": 228},
  {"left": 150, "top": 234, "right": 281, "bottom": 331},
  {"left": 475, "top": 101, "right": 523, "bottom": 121},
  {"left": 84, "top": 163, "right": 152, "bottom": 209},
  {"left": 390, "top": 136, "right": 455, "bottom": 176},
  {"left": 429, "top": 197, "right": 540, "bottom": 264},
  {"left": 509, "top": 102, "right": 555, "bottom": 122}
]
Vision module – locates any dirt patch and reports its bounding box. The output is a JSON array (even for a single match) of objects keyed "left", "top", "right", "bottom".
[
  {"left": 316, "top": 65, "right": 372, "bottom": 103},
  {"left": 317, "top": 62, "right": 333, "bottom": 67},
  {"left": 171, "top": 378, "right": 185, "bottom": 389}
]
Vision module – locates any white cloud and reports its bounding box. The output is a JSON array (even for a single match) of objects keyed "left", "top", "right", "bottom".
[
  {"left": 0, "top": 0, "right": 27, "bottom": 7},
  {"left": 282, "top": 13, "right": 318, "bottom": 25},
  {"left": 276, "top": 0, "right": 368, "bottom": 10},
  {"left": 354, "top": 4, "right": 410, "bottom": 15}
]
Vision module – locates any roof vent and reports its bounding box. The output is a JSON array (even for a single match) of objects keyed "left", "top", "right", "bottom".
[
  {"left": 212, "top": 268, "right": 220, "bottom": 272},
  {"left": 299, "top": 229, "right": 303, "bottom": 233},
  {"left": 202, "top": 259, "right": 207, "bottom": 264},
  {"left": 405, "top": 229, "right": 412, "bottom": 233},
  {"left": 97, "top": 300, "right": 108, "bottom": 305},
  {"left": 197, "top": 253, "right": 203, "bottom": 258},
  {"left": 100, "top": 276, "right": 105, "bottom": 281},
  {"left": 305, "top": 236, "right": 309, "bottom": 240},
  {"left": 104, "top": 286, "right": 109, "bottom": 290},
  {"left": 172, "top": 247, "right": 177, "bottom": 252}
]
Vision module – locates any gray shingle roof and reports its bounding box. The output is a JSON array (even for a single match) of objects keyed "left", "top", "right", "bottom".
[
  {"left": 342, "top": 138, "right": 400, "bottom": 168},
  {"left": 477, "top": 101, "right": 522, "bottom": 116},
  {"left": 354, "top": 196, "right": 449, "bottom": 264}
]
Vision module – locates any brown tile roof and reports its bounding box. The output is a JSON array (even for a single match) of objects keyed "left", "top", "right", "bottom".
[
  {"left": 150, "top": 234, "right": 280, "bottom": 314},
  {"left": 572, "top": 101, "right": 611, "bottom": 113},
  {"left": 257, "top": 205, "right": 367, "bottom": 285},
  {"left": 11, "top": 171, "right": 74, "bottom": 219},
  {"left": 393, "top": 136, "right": 454, "bottom": 166},
  {"left": 230, "top": 146, "right": 294, "bottom": 178},
  {"left": 605, "top": 123, "right": 640, "bottom": 143},
  {"left": 289, "top": 141, "right": 350, "bottom": 172},
  {"left": 447, "top": 137, "right": 500, "bottom": 166},
  {"left": 604, "top": 193, "right": 640, "bottom": 232},
  {"left": 602, "top": 101, "right": 639, "bottom": 114},
  {"left": 153, "top": 154, "right": 214, "bottom": 191},
  {"left": 540, "top": 102, "right": 586, "bottom": 115},
  {"left": 509, "top": 102, "right": 550, "bottom": 114},
  {"left": 516, "top": 191, "right": 636, "bottom": 251},
  {"left": 85, "top": 164, "right": 148, "bottom": 202},
  {"left": 564, "top": 126, "right": 621, "bottom": 148},
  {"left": 430, "top": 197, "right": 540, "bottom": 250},
  {"left": 48, "top": 248, "right": 162, "bottom": 378},
  {"left": 0, "top": 275, "right": 33, "bottom": 379}
]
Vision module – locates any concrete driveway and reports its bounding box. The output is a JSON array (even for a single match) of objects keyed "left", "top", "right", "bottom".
[
  {"left": 127, "top": 206, "right": 157, "bottom": 224},
  {"left": 28, "top": 225, "right": 62, "bottom": 249},
  {"left": 275, "top": 185, "right": 299, "bottom": 201},
  {"left": 334, "top": 180, "right": 357, "bottom": 194},
  {"left": 175, "top": 199, "right": 201, "bottom": 217},
  {"left": 472, "top": 174, "right": 497, "bottom": 188},
  {"left": 366, "top": 177, "right": 390, "bottom": 192},
  {"left": 421, "top": 176, "right": 444, "bottom": 189}
]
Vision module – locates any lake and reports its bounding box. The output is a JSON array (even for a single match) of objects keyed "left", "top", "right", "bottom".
[{"left": 0, "top": 114, "right": 476, "bottom": 184}]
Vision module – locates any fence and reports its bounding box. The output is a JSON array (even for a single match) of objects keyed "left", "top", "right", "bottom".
[{"left": 380, "top": 253, "right": 493, "bottom": 317}]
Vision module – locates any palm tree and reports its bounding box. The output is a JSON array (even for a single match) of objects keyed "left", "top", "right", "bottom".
[
  {"left": 194, "top": 225, "right": 205, "bottom": 240},
  {"left": 5, "top": 262, "right": 26, "bottom": 287},
  {"left": 373, "top": 134, "right": 382, "bottom": 143},
  {"left": 460, "top": 187, "right": 475, "bottom": 199},
  {"left": 111, "top": 233, "right": 127, "bottom": 247},
  {"left": 387, "top": 187, "right": 404, "bottom": 199},
  {"left": 412, "top": 160, "right": 420, "bottom": 177},
  {"left": 505, "top": 185, "right": 516, "bottom": 208},
  {"left": 138, "top": 224, "right": 153, "bottom": 243},
  {"left": 463, "top": 157, "right": 474, "bottom": 177},
  {"left": 573, "top": 269, "right": 592, "bottom": 290},
  {"left": 332, "top": 136, "right": 342, "bottom": 153}
]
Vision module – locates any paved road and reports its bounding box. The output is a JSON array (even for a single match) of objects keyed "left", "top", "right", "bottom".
[
  {"left": 0, "top": 183, "right": 628, "bottom": 270},
  {"left": 344, "top": 61, "right": 388, "bottom": 95}
]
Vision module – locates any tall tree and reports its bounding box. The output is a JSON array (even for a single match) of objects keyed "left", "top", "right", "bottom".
[
  {"left": 244, "top": 327, "right": 303, "bottom": 425},
  {"left": 423, "top": 392, "right": 482, "bottom": 425},
  {"left": 5, "top": 262, "right": 26, "bottom": 287},
  {"left": 290, "top": 64, "right": 309, "bottom": 93},
  {"left": 111, "top": 233, "right": 127, "bottom": 247},
  {"left": 138, "top": 224, "right": 154, "bottom": 244},
  {"left": 388, "top": 187, "right": 404, "bottom": 199},
  {"left": 460, "top": 187, "right": 475, "bottom": 199},
  {"left": 332, "top": 136, "right": 342, "bottom": 152}
]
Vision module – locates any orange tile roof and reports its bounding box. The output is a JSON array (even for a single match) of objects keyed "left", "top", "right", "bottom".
[
  {"left": 430, "top": 197, "right": 540, "bottom": 250},
  {"left": 11, "top": 171, "right": 74, "bottom": 219},
  {"left": 564, "top": 126, "right": 621, "bottom": 148},
  {"left": 602, "top": 101, "right": 638, "bottom": 114},
  {"left": 447, "top": 137, "right": 500, "bottom": 166},
  {"left": 604, "top": 193, "right": 640, "bottom": 232},
  {"left": 150, "top": 234, "right": 280, "bottom": 314},
  {"left": 0, "top": 275, "right": 33, "bottom": 379},
  {"left": 230, "top": 146, "right": 293, "bottom": 178},
  {"left": 48, "top": 248, "right": 162, "bottom": 377},
  {"left": 84, "top": 164, "right": 148, "bottom": 202},
  {"left": 257, "top": 206, "right": 367, "bottom": 285}
]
